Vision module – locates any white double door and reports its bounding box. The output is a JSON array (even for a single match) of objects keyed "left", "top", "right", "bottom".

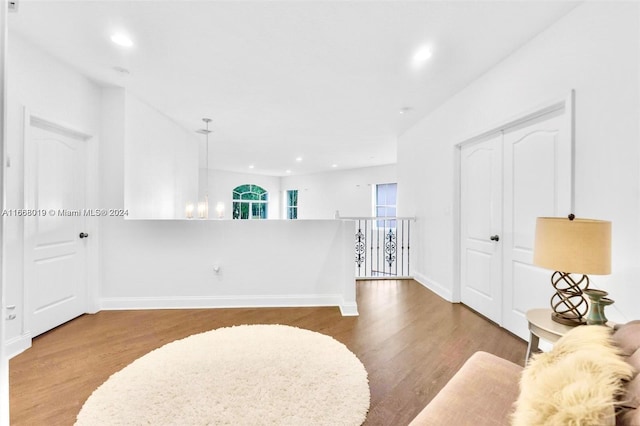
[{"left": 460, "top": 107, "right": 573, "bottom": 340}]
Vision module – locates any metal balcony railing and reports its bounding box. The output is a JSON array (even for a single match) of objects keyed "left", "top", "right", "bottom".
[{"left": 339, "top": 216, "right": 415, "bottom": 279}]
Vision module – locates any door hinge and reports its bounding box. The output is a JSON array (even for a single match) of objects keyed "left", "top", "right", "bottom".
[{"left": 5, "top": 305, "right": 16, "bottom": 320}]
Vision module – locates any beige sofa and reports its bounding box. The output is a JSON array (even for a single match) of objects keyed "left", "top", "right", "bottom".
[{"left": 409, "top": 321, "right": 640, "bottom": 426}]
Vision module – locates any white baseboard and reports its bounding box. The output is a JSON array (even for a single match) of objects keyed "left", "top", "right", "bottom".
[
  {"left": 100, "top": 294, "right": 359, "bottom": 317},
  {"left": 5, "top": 333, "right": 32, "bottom": 359},
  {"left": 413, "top": 273, "right": 453, "bottom": 302},
  {"left": 339, "top": 302, "right": 359, "bottom": 316}
]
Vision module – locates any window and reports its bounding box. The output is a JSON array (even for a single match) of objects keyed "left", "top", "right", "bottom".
[
  {"left": 232, "top": 184, "right": 268, "bottom": 219},
  {"left": 286, "top": 190, "right": 298, "bottom": 220},
  {"left": 375, "top": 183, "right": 397, "bottom": 227}
]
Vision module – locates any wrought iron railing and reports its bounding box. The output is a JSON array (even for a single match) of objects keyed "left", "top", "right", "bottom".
[{"left": 339, "top": 216, "right": 415, "bottom": 279}]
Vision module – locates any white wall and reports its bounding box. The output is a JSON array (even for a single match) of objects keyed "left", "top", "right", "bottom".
[
  {"left": 398, "top": 2, "right": 640, "bottom": 322},
  {"left": 281, "top": 164, "right": 397, "bottom": 219},
  {"left": 100, "top": 104, "right": 355, "bottom": 310},
  {"left": 124, "top": 93, "right": 199, "bottom": 219},
  {"left": 99, "top": 98, "right": 356, "bottom": 313},
  {"left": 5, "top": 35, "right": 103, "bottom": 354},
  {"left": 99, "top": 219, "right": 355, "bottom": 313}
]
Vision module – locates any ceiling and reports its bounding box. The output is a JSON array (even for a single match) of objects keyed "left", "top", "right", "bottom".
[{"left": 8, "top": 1, "right": 580, "bottom": 176}]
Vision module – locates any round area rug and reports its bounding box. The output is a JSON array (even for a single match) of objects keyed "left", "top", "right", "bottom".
[{"left": 75, "top": 324, "right": 370, "bottom": 425}]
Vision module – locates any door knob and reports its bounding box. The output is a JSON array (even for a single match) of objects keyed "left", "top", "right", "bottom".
[
  {"left": 79, "top": 232, "right": 89, "bottom": 239},
  {"left": 490, "top": 235, "right": 500, "bottom": 241}
]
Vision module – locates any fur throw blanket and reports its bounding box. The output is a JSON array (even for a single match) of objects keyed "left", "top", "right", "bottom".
[{"left": 512, "top": 325, "right": 635, "bottom": 426}]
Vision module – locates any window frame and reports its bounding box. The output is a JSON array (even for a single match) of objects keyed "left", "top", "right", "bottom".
[
  {"left": 286, "top": 189, "right": 298, "bottom": 220},
  {"left": 232, "top": 184, "right": 269, "bottom": 220},
  {"left": 373, "top": 182, "right": 397, "bottom": 228}
]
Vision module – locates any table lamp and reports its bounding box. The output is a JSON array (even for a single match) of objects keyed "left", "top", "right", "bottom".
[{"left": 533, "top": 215, "right": 611, "bottom": 326}]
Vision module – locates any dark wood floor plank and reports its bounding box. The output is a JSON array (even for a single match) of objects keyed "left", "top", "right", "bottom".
[{"left": 9, "top": 280, "right": 526, "bottom": 425}]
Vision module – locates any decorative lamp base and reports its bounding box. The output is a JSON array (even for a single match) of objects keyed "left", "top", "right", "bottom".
[
  {"left": 585, "top": 289, "right": 614, "bottom": 325},
  {"left": 549, "top": 271, "right": 589, "bottom": 327},
  {"left": 551, "top": 312, "right": 586, "bottom": 326}
]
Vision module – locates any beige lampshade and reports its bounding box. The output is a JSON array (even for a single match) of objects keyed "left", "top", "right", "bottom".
[{"left": 533, "top": 217, "right": 611, "bottom": 275}]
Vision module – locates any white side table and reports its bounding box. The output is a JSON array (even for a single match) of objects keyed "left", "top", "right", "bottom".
[{"left": 525, "top": 308, "right": 575, "bottom": 362}]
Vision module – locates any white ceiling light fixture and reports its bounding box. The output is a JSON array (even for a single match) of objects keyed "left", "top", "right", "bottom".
[
  {"left": 331, "top": 164, "right": 338, "bottom": 168},
  {"left": 295, "top": 157, "right": 303, "bottom": 162},
  {"left": 110, "top": 32, "right": 134, "bottom": 48},
  {"left": 248, "top": 164, "right": 255, "bottom": 169},
  {"left": 412, "top": 45, "right": 432, "bottom": 68}
]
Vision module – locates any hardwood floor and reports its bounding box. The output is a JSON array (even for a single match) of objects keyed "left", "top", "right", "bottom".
[{"left": 10, "top": 280, "right": 526, "bottom": 425}]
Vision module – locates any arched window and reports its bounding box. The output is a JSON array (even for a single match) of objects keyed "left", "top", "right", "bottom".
[{"left": 232, "top": 184, "right": 268, "bottom": 219}]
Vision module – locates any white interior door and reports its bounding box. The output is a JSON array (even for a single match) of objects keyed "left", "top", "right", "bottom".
[
  {"left": 24, "top": 117, "right": 88, "bottom": 337},
  {"left": 502, "top": 110, "right": 573, "bottom": 339},
  {"left": 460, "top": 134, "right": 503, "bottom": 324}
]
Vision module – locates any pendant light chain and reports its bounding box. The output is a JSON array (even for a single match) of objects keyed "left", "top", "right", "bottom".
[{"left": 200, "top": 118, "right": 212, "bottom": 219}]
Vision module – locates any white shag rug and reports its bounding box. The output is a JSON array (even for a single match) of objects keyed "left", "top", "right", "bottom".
[{"left": 76, "top": 324, "right": 370, "bottom": 425}]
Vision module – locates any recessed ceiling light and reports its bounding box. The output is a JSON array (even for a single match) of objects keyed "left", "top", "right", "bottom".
[
  {"left": 111, "top": 33, "right": 134, "bottom": 48},
  {"left": 412, "top": 46, "right": 432, "bottom": 67},
  {"left": 285, "top": 170, "right": 292, "bottom": 174},
  {"left": 295, "top": 157, "right": 303, "bottom": 162},
  {"left": 248, "top": 164, "right": 255, "bottom": 169},
  {"left": 331, "top": 164, "right": 338, "bottom": 168}
]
